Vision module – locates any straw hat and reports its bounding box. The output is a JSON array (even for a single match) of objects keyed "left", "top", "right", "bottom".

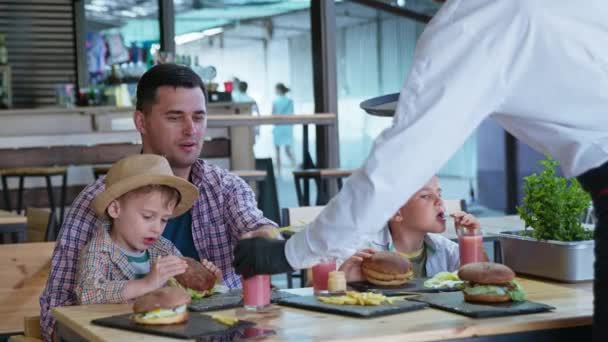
[{"left": 92, "top": 154, "right": 199, "bottom": 217}]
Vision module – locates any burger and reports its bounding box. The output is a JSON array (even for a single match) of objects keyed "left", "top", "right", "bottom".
[
  {"left": 132, "top": 287, "right": 191, "bottom": 325},
  {"left": 171, "top": 257, "right": 218, "bottom": 299},
  {"left": 458, "top": 262, "right": 526, "bottom": 303},
  {"left": 361, "top": 251, "right": 413, "bottom": 286}
]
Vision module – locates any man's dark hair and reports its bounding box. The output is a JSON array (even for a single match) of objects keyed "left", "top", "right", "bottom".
[
  {"left": 238, "top": 81, "right": 248, "bottom": 93},
  {"left": 136, "top": 63, "right": 208, "bottom": 111}
]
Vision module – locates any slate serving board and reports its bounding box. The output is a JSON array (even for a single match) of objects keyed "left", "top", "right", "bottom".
[
  {"left": 410, "top": 292, "right": 555, "bottom": 318},
  {"left": 348, "top": 277, "right": 460, "bottom": 296},
  {"left": 276, "top": 295, "right": 428, "bottom": 318},
  {"left": 91, "top": 312, "right": 255, "bottom": 339},
  {"left": 188, "top": 289, "right": 297, "bottom": 312}
]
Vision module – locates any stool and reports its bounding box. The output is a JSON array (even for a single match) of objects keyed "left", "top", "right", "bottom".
[
  {"left": 293, "top": 169, "right": 354, "bottom": 206},
  {"left": 0, "top": 166, "right": 68, "bottom": 227},
  {"left": 92, "top": 165, "right": 111, "bottom": 179}
]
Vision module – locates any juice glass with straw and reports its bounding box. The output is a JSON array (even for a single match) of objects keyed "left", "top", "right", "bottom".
[
  {"left": 242, "top": 275, "right": 271, "bottom": 311},
  {"left": 312, "top": 258, "right": 337, "bottom": 294},
  {"left": 456, "top": 223, "right": 484, "bottom": 266}
]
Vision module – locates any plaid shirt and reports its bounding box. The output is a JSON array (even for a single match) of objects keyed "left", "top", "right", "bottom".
[
  {"left": 40, "top": 159, "right": 276, "bottom": 340},
  {"left": 75, "top": 225, "right": 180, "bottom": 305}
]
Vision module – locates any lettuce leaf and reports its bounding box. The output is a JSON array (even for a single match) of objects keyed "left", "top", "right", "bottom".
[
  {"left": 138, "top": 304, "right": 187, "bottom": 319},
  {"left": 424, "top": 271, "right": 464, "bottom": 289},
  {"left": 507, "top": 281, "right": 526, "bottom": 302},
  {"left": 167, "top": 277, "right": 217, "bottom": 300},
  {"left": 462, "top": 281, "right": 527, "bottom": 302}
]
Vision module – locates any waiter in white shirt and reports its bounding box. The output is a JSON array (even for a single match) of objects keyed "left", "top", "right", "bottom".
[{"left": 233, "top": 0, "right": 608, "bottom": 338}]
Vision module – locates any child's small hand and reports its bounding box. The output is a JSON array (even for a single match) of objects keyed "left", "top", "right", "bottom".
[
  {"left": 450, "top": 211, "right": 480, "bottom": 230},
  {"left": 201, "top": 259, "right": 223, "bottom": 284},
  {"left": 338, "top": 249, "right": 376, "bottom": 282},
  {"left": 145, "top": 255, "right": 188, "bottom": 290}
]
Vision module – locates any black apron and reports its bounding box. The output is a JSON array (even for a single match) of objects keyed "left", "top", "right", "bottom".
[{"left": 577, "top": 160, "right": 608, "bottom": 341}]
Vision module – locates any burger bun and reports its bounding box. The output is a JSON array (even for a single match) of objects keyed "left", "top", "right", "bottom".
[
  {"left": 361, "top": 251, "right": 413, "bottom": 286},
  {"left": 174, "top": 257, "right": 217, "bottom": 292},
  {"left": 133, "top": 311, "right": 189, "bottom": 325}
]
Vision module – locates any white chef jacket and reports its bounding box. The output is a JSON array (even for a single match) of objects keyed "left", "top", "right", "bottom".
[{"left": 285, "top": 0, "right": 608, "bottom": 269}]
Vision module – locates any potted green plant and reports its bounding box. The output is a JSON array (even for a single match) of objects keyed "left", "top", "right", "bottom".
[{"left": 498, "top": 156, "right": 594, "bottom": 282}]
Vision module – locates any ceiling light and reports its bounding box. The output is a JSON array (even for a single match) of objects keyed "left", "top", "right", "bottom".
[{"left": 175, "top": 27, "right": 224, "bottom": 45}]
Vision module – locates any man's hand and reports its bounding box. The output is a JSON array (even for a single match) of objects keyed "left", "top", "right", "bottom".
[
  {"left": 338, "top": 249, "right": 376, "bottom": 282},
  {"left": 233, "top": 237, "right": 294, "bottom": 278},
  {"left": 145, "top": 256, "right": 188, "bottom": 290}
]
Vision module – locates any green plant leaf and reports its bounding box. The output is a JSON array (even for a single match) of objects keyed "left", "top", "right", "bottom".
[{"left": 516, "top": 156, "right": 592, "bottom": 242}]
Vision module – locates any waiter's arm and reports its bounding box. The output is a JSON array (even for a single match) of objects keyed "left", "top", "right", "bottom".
[
  {"left": 233, "top": 0, "right": 532, "bottom": 275},
  {"left": 284, "top": 0, "right": 531, "bottom": 269}
]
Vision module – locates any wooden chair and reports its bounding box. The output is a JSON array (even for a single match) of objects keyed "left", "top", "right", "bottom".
[
  {"left": 7, "top": 316, "right": 43, "bottom": 342},
  {"left": 0, "top": 242, "right": 53, "bottom": 336},
  {"left": 281, "top": 206, "right": 325, "bottom": 288},
  {"left": 0, "top": 209, "right": 27, "bottom": 244},
  {"left": 25, "top": 207, "right": 57, "bottom": 242}
]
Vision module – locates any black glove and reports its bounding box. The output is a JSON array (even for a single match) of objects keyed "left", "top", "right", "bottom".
[{"left": 233, "top": 237, "right": 294, "bottom": 278}]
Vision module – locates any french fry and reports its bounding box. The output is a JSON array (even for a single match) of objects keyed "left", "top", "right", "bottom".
[
  {"left": 317, "top": 291, "right": 394, "bottom": 306},
  {"left": 211, "top": 314, "right": 239, "bottom": 326}
]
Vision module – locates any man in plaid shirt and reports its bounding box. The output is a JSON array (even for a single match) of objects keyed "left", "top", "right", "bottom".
[{"left": 39, "top": 64, "right": 277, "bottom": 340}]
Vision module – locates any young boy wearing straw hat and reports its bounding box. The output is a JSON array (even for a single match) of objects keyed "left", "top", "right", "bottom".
[{"left": 74, "top": 154, "right": 221, "bottom": 304}]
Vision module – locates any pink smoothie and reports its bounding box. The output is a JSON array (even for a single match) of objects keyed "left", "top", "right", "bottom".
[
  {"left": 242, "top": 275, "right": 270, "bottom": 309},
  {"left": 312, "top": 260, "right": 336, "bottom": 292},
  {"left": 458, "top": 235, "right": 484, "bottom": 265}
]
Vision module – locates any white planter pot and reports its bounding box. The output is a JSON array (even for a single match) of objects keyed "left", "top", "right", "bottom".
[{"left": 498, "top": 231, "right": 594, "bottom": 282}]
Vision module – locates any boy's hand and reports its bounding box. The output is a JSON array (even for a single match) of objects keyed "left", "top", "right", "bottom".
[
  {"left": 338, "top": 249, "right": 376, "bottom": 282},
  {"left": 450, "top": 211, "right": 480, "bottom": 230},
  {"left": 145, "top": 256, "right": 188, "bottom": 290},
  {"left": 201, "top": 259, "right": 223, "bottom": 284},
  {"left": 451, "top": 211, "right": 488, "bottom": 261}
]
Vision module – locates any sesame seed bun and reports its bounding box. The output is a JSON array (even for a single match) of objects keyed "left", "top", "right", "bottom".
[
  {"left": 133, "top": 287, "right": 191, "bottom": 314},
  {"left": 132, "top": 311, "right": 189, "bottom": 325},
  {"left": 463, "top": 293, "right": 511, "bottom": 303}
]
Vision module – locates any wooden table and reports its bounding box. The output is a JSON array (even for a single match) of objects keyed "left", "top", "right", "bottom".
[
  {"left": 232, "top": 170, "right": 267, "bottom": 183},
  {"left": 0, "top": 209, "right": 27, "bottom": 243},
  {"left": 53, "top": 277, "right": 592, "bottom": 342},
  {"left": 0, "top": 242, "right": 53, "bottom": 335}
]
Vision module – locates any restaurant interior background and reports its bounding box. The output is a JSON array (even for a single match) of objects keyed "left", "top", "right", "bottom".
[
  {"left": 0, "top": 3, "right": 595, "bottom": 339},
  {"left": 0, "top": 0, "right": 551, "bottom": 219}
]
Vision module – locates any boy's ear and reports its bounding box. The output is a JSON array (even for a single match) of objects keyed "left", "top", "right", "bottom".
[
  {"left": 107, "top": 200, "right": 121, "bottom": 219},
  {"left": 390, "top": 210, "right": 404, "bottom": 223}
]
